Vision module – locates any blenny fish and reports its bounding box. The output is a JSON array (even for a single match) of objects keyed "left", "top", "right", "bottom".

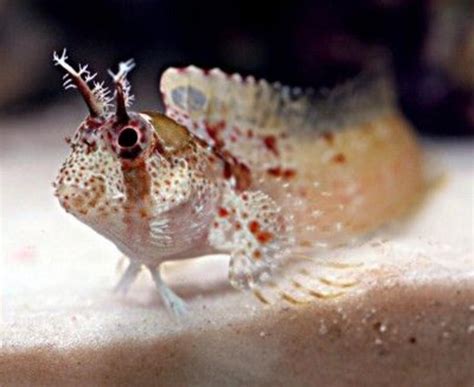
[{"left": 52, "top": 49, "right": 422, "bottom": 316}]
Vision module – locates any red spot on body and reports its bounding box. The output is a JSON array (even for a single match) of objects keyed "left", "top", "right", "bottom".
[
  {"left": 332, "top": 153, "right": 346, "bottom": 163},
  {"left": 253, "top": 250, "right": 262, "bottom": 259},
  {"left": 267, "top": 167, "right": 281, "bottom": 177},
  {"left": 262, "top": 135, "right": 279, "bottom": 156},
  {"left": 205, "top": 120, "right": 226, "bottom": 148},
  {"left": 218, "top": 207, "right": 229, "bottom": 217},
  {"left": 267, "top": 167, "right": 296, "bottom": 179},
  {"left": 213, "top": 145, "right": 252, "bottom": 190},
  {"left": 257, "top": 231, "right": 273, "bottom": 244},
  {"left": 248, "top": 220, "right": 260, "bottom": 234},
  {"left": 283, "top": 169, "right": 296, "bottom": 179}
]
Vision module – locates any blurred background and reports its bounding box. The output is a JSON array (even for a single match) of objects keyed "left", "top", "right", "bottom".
[{"left": 0, "top": 0, "right": 473, "bottom": 137}]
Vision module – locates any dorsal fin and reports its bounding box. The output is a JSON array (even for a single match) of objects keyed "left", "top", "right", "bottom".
[{"left": 160, "top": 65, "right": 396, "bottom": 137}]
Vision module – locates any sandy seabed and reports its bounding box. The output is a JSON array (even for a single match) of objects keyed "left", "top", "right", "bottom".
[{"left": 1, "top": 106, "right": 473, "bottom": 386}]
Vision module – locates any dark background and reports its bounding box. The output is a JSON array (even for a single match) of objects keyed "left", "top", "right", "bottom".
[{"left": 0, "top": 0, "right": 473, "bottom": 137}]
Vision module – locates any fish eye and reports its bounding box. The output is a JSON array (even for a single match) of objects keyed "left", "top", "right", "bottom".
[{"left": 118, "top": 127, "right": 139, "bottom": 148}]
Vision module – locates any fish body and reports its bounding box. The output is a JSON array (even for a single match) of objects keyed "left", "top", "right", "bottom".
[{"left": 53, "top": 51, "right": 422, "bottom": 314}]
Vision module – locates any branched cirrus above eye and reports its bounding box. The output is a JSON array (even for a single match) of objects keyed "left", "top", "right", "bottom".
[{"left": 118, "top": 127, "right": 139, "bottom": 148}]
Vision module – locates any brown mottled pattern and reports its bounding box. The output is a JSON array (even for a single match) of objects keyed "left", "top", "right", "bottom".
[{"left": 121, "top": 159, "right": 152, "bottom": 249}]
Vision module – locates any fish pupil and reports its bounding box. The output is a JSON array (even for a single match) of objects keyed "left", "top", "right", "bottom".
[{"left": 118, "top": 127, "right": 138, "bottom": 148}]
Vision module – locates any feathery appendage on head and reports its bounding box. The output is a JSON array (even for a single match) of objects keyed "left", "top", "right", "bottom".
[
  {"left": 53, "top": 49, "right": 112, "bottom": 117},
  {"left": 108, "top": 59, "right": 136, "bottom": 122},
  {"left": 52, "top": 50, "right": 150, "bottom": 158}
]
